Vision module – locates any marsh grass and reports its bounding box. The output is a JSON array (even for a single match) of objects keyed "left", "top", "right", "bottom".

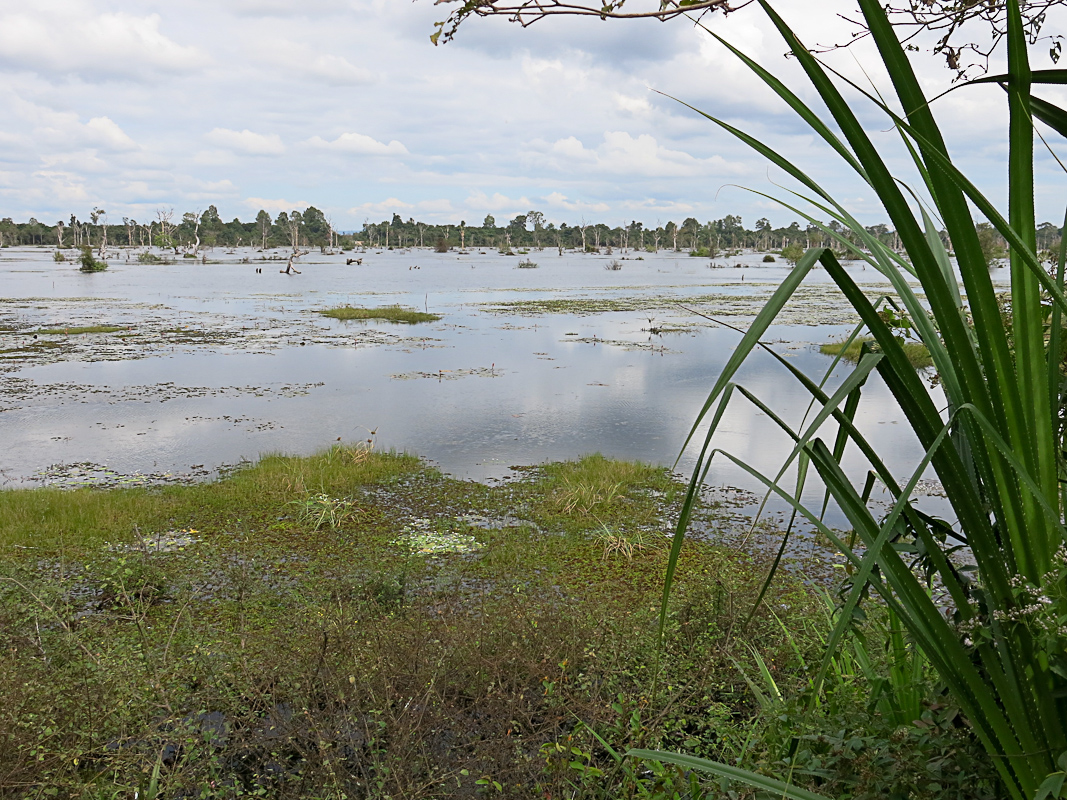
[
  {"left": 0, "top": 448, "right": 994, "bottom": 798},
  {"left": 318, "top": 305, "right": 441, "bottom": 324},
  {"left": 819, "top": 336, "right": 933, "bottom": 369}
]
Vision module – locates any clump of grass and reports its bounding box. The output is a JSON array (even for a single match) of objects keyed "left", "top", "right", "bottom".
[
  {"left": 536, "top": 453, "right": 675, "bottom": 532},
  {"left": 52, "top": 251, "right": 65, "bottom": 263},
  {"left": 291, "top": 492, "right": 361, "bottom": 530},
  {"left": 820, "top": 336, "right": 933, "bottom": 369},
  {"left": 318, "top": 305, "right": 441, "bottom": 324},
  {"left": 137, "top": 252, "right": 163, "bottom": 264},
  {"left": 604, "top": 260, "right": 623, "bottom": 271},
  {"left": 593, "top": 524, "right": 663, "bottom": 560},
  {"left": 762, "top": 254, "right": 776, "bottom": 263},
  {"left": 517, "top": 259, "right": 539, "bottom": 268},
  {"left": 34, "top": 325, "right": 126, "bottom": 335}
]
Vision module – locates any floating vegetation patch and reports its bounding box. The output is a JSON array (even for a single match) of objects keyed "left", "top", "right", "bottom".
[
  {"left": 0, "top": 298, "right": 437, "bottom": 370},
  {"left": 390, "top": 366, "right": 500, "bottom": 380},
  {"left": 0, "top": 379, "right": 324, "bottom": 415},
  {"left": 478, "top": 284, "right": 893, "bottom": 326},
  {"left": 34, "top": 325, "right": 127, "bottom": 335},
  {"left": 393, "top": 516, "right": 483, "bottom": 556},
  {"left": 564, "top": 336, "right": 677, "bottom": 353},
  {"left": 318, "top": 305, "right": 441, "bottom": 324},
  {"left": 819, "top": 336, "right": 933, "bottom": 369},
  {"left": 30, "top": 462, "right": 214, "bottom": 489}
]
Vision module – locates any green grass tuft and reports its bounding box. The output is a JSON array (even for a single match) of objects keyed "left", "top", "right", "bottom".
[{"left": 318, "top": 305, "right": 441, "bottom": 323}]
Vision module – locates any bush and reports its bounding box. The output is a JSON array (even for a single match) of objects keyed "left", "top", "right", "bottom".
[
  {"left": 434, "top": 237, "right": 450, "bottom": 252},
  {"left": 780, "top": 242, "right": 805, "bottom": 265},
  {"left": 77, "top": 247, "right": 107, "bottom": 272},
  {"left": 52, "top": 251, "right": 65, "bottom": 263}
]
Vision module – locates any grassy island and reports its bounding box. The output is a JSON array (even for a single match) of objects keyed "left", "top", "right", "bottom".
[{"left": 318, "top": 305, "right": 441, "bottom": 324}]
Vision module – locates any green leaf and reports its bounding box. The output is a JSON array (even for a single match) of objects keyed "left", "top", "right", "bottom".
[{"left": 625, "top": 749, "right": 832, "bottom": 800}]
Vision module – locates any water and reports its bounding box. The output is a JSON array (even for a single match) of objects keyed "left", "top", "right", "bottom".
[{"left": 1, "top": 245, "right": 970, "bottom": 524}]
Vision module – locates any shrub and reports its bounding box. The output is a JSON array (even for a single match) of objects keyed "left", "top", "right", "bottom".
[{"left": 77, "top": 247, "right": 107, "bottom": 272}]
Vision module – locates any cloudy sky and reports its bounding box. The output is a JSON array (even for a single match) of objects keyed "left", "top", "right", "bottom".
[{"left": 0, "top": 0, "right": 1064, "bottom": 229}]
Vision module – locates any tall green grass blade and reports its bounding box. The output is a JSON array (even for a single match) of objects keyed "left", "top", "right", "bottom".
[{"left": 625, "top": 749, "right": 832, "bottom": 800}]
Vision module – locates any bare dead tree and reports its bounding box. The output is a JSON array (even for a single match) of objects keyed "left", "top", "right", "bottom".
[
  {"left": 184, "top": 210, "right": 203, "bottom": 255},
  {"left": 91, "top": 208, "right": 109, "bottom": 257},
  {"left": 156, "top": 208, "right": 175, "bottom": 250},
  {"left": 55, "top": 220, "right": 65, "bottom": 248}
]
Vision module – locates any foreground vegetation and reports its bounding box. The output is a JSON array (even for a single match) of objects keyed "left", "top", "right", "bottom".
[
  {"left": 317, "top": 306, "right": 441, "bottom": 324},
  {"left": 0, "top": 450, "right": 994, "bottom": 799}
]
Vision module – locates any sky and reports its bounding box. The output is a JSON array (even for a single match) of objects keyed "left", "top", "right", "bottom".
[{"left": 0, "top": 0, "right": 1064, "bottom": 230}]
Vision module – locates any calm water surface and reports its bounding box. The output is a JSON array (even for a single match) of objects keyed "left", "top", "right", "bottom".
[{"left": 2, "top": 245, "right": 992, "bottom": 523}]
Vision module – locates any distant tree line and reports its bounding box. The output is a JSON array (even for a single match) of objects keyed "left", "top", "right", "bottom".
[{"left": 0, "top": 206, "right": 1061, "bottom": 261}]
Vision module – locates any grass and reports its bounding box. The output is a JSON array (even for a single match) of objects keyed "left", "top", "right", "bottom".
[
  {"left": 34, "top": 325, "right": 127, "bottom": 335},
  {"left": 0, "top": 448, "right": 993, "bottom": 799},
  {"left": 317, "top": 305, "right": 441, "bottom": 324},
  {"left": 819, "top": 336, "right": 933, "bottom": 369}
]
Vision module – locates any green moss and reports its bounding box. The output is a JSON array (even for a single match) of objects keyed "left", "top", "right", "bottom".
[
  {"left": 318, "top": 305, "right": 441, "bottom": 323},
  {"left": 820, "top": 336, "right": 933, "bottom": 369}
]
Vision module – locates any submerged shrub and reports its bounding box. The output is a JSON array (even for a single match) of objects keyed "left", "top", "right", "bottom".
[{"left": 77, "top": 247, "right": 106, "bottom": 272}]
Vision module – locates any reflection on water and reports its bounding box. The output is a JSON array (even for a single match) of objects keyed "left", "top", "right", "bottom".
[{"left": 0, "top": 246, "right": 971, "bottom": 524}]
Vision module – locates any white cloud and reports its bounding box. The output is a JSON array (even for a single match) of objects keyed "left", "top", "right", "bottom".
[
  {"left": 619, "top": 198, "right": 695, "bottom": 215},
  {"left": 246, "top": 40, "right": 375, "bottom": 86},
  {"left": 206, "top": 129, "right": 285, "bottom": 156},
  {"left": 85, "top": 117, "right": 138, "bottom": 152},
  {"left": 347, "top": 197, "right": 415, "bottom": 216},
  {"left": 543, "top": 192, "right": 610, "bottom": 214},
  {"left": 538, "top": 132, "right": 747, "bottom": 178},
  {"left": 9, "top": 98, "right": 139, "bottom": 154},
  {"left": 613, "top": 92, "right": 652, "bottom": 116},
  {"left": 306, "top": 133, "right": 408, "bottom": 155},
  {"left": 243, "top": 197, "right": 310, "bottom": 213},
  {"left": 0, "top": 10, "right": 206, "bottom": 80}
]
